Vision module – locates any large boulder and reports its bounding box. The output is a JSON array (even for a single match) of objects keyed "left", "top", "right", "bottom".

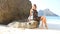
[
  {"left": 0, "top": 0, "right": 32, "bottom": 25},
  {"left": 27, "top": 20, "right": 38, "bottom": 29},
  {"left": 7, "top": 20, "right": 38, "bottom": 29},
  {"left": 7, "top": 21, "right": 27, "bottom": 29}
]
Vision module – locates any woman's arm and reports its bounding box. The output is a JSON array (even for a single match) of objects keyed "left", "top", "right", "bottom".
[{"left": 30, "top": 9, "right": 33, "bottom": 16}]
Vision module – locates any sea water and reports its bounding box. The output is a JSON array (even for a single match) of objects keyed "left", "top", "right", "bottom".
[{"left": 46, "top": 16, "right": 60, "bottom": 30}]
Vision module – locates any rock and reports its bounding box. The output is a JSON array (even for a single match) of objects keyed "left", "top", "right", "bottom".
[
  {"left": 7, "top": 20, "right": 38, "bottom": 29},
  {"left": 7, "top": 21, "right": 27, "bottom": 28},
  {"left": 0, "top": 0, "right": 32, "bottom": 25},
  {"left": 27, "top": 20, "right": 38, "bottom": 29},
  {"left": 8, "top": 21, "right": 20, "bottom": 28}
]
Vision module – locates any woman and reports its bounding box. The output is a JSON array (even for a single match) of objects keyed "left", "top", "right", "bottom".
[
  {"left": 28, "top": 4, "right": 40, "bottom": 28},
  {"left": 28, "top": 4, "right": 38, "bottom": 21},
  {"left": 28, "top": 4, "right": 48, "bottom": 29}
]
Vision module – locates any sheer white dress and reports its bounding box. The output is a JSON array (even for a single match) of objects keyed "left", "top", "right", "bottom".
[{"left": 28, "top": 10, "right": 33, "bottom": 21}]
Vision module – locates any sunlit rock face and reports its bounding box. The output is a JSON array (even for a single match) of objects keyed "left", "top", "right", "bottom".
[{"left": 7, "top": 20, "right": 38, "bottom": 29}]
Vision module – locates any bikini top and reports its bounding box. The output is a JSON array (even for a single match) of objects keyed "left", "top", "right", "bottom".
[
  {"left": 30, "top": 9, "right": 38, "bottom": 18},
  {"left": 33, "top": 9, "right": 38, "bottom": 18}
]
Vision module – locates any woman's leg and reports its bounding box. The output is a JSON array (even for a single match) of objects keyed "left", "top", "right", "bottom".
[{"left": 40, "top": 16, "right": 48, "bottom": 29}]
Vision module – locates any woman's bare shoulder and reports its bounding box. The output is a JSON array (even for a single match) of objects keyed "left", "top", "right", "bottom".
[{"left": 30, "top": 9, "right": 33, "bottom": 12}]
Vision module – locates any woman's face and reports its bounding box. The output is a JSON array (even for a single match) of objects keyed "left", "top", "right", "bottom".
[{"left": 32, "top": 5, "right": 36, "bottom": 10}]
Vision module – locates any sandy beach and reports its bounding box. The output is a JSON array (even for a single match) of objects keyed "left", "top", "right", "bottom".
[
  {"left": 0, "top": 25, "right": 60, "bottom": 34},
  {"left": 0, "top": 16, "right": 60, "bottom": 34},
  {"left": 0, "top": 23, "right": 60, "bottom": 34}
]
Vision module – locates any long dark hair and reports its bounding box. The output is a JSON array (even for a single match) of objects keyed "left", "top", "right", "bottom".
[{"left": 34, "top": 4, "right": 37, "bottom": 8}]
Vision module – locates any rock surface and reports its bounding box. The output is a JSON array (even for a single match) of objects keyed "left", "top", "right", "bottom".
[
  {"left": 7, "top": 20, "right": 38, "bottom": 29},
  {"left": 0, "top": 0, "right": 32, "bottom": 25}
]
